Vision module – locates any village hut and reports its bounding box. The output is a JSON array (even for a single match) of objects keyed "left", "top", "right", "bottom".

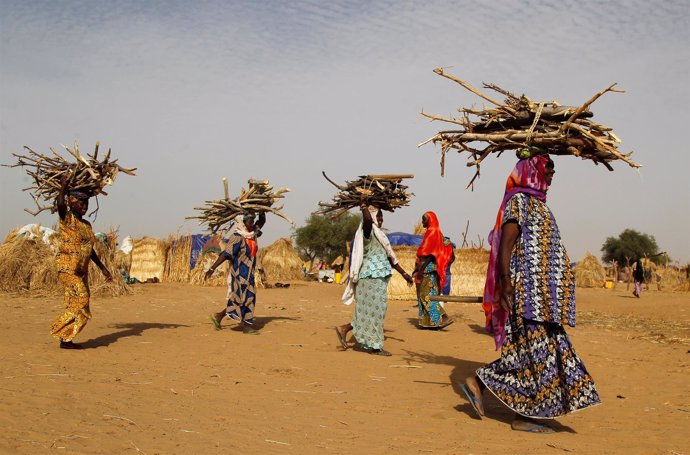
[
  {"left": 163, "top": 234, "right": 193, "bottom": 283},
  {"left": 0, "top": 229, "right": 130, "bottom": 297},
  {"left": 257, "top": 238, "right": 304, "bottom": 283},
  {"left": 574, "top": 252, "right": 606, "bottom": 288},
  {"left": 128, "top": 237, "right": 168, "bottom": 282},
  {"left": 387, "top": 247, "right": 489, "bottom": 301}
]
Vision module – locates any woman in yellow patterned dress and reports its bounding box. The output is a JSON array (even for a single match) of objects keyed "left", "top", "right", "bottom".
[{"left": 51, "top": 174, "right": 112, "bottom": 349}]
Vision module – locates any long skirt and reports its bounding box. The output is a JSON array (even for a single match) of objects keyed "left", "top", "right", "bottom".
[
  {"left": 476, "top": 317, "right": 601, "bottom": 419},
  {"left": 351, "top": 276, "right": 390, "bottom": 350},
  {"left": 417, "top": 272, "right": 447, "bottom": 328},
  {"left": 51, "top": 272, "right": 92, "bottom": 342}
]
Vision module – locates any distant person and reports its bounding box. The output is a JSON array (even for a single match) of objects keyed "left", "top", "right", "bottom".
[
  {"left": 335, "top": 204, "right": 413, "bottom": 356},
  {"left": 461, "top": 154, "right": 600, "bottom": 433},
  {"left": 413, "top": 211, "right": 455, "bottom": 329},
  {"left": 207, "top": 212, "right": 265, "bottom": 334},
  {"left": 51, "top": 173, "right": 113, "bottom": 350},
  {"left": 633, "top": 259, "right": 644, "bottom": 298}
]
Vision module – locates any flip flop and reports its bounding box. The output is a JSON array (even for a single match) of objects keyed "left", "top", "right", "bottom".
[
  {"left": 209, "top": 315, "right": 222, "bottom": 330},
  {"left": 513, "top": 423, "right": 555, "bottom": 434},
  {"left": 439, "top": 318, "right": 455, "bottom": 329},
  {"left": 460, "top": 384, "right": 484, "bottom": 419},
  {"left": 370, "top": 349, "right": 392, "bottom": 356},
  {"left": 335, "top": 327, "right": 348, "bottom": 350}
]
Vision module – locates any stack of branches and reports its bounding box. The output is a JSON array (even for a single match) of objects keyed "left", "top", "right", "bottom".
[
  {"left": 187, "top": 178, "right": 292, "bottom": 234},
  {"left": 318, "top": 172, "right": 414, "bottom": 218},
  {"left": 4, "top": 141, "right": 137, "bottom": 215},
  {"left": 419, "top": 68, "right": 640, "bottom": 187}
]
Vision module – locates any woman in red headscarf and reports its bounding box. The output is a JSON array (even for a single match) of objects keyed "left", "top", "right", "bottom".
[{"left": 412, "top": 211, "right": 455, "bottom": 329}]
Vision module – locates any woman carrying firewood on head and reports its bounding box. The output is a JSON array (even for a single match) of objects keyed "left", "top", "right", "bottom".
[
  {"left": 413, "top": 211, "right": 455, "bottom": 329},
  {"left": 206, "top": 212, "right": 266, "bottom": 334},
  {"left": 335, "top": 204, "right": 414, "bottom": 356},
  {"left": 460, "top": 152, "right": 600, "bottom": 433},
  {"left": 51, "top": 173, "right": 113, "bottom": 349}
]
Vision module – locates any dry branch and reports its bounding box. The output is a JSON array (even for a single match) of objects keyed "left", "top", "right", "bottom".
[
  {"left": 420, "top": 68, "right": 640, "bottom": 185},
  {"left": 3, "top": 141, "right": 136, "bottom": 215},
  {"left": 318, "top": 172, "right": 413, "bottom": 218},
  {"left": 187, "top": 178, "right": 292, "bottom": 233}
]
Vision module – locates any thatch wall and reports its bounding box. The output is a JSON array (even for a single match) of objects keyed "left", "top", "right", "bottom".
[
  {"left": 129, "top": 237, "right": 168, "bottom": 282},
  {"left": 163, "top": 235, "right": 193, "bottom": 283},
  {"left": 574, "top": 252, "right": 606, "bottom": 288},
  {"left": 0, "top": 236, "right": 130, "bottom": 297},
  {"left": 387, "top": 247, "right": 489, "bottom": 301},
  {"left": 189, "top": 249, "right": 264, "bottom": 289},
  {"left": 257, "top": 238, "right": 304, "bottom": 282}
]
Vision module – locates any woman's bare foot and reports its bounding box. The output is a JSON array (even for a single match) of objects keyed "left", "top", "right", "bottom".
[{"left": 511, "top": 416, "right": 555, "bottom": 433}]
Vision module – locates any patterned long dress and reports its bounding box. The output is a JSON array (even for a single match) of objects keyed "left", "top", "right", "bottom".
[
  {"left": 222, "top": 233, "right": 258, "bottom": 325},
  {"left": 417, "top": 237, "right": 452, "bottom": 328},
  {"left": 352, "top": 234, "right": 392, "bottom": 350},
  {"left": 51, "top": 212, "right": 96, "bottom": 342},
  {"left": 476, "top": 193, "right": 601, "bottom": 418}
]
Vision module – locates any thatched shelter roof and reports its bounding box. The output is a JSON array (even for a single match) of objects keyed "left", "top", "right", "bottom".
[
  {"left": 258, "top": 238, "right": 304, "bottom": 283},
  {"left": 574, "top": 252, "right": 606, "bottom": 288},
  {"left": 129, "top": 237, "right": 168, "bottom": 282}
]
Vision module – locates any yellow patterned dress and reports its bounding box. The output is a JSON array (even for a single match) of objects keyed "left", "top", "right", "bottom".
[{"left": 50, "top": 212, "right": 96, "bottom": 342}]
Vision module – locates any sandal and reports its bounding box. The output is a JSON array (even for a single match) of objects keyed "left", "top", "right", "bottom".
[
  {"left": 335, "top": 327, "right": 348, "bottom": 350},
  {"left": 209, "top": 314, "right": 222, "bottom": 330},
  {"left": 460, "top": 383, "right": 484, "bottom": 418},
  {"left": 370, "top": 349, "right": 392, "bottom": 356}
]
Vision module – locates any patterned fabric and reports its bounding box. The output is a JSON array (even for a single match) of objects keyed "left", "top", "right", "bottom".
[
  {"left": 416, "top": 211, "right": 453, "bottom": 289},
  {"left": 476, "top": 317, "right": 601, "bottom": 418},
  {"left": 484, "top": 155, "right": 551, "bottom": 349},
  {"left": 51, "top": 212, "right": 96, "bottom": 342},
  {"left": 505, "top": 193, "right": 575, "bottom": 326},
  {"left": 51, "top": 272, "right": 92, "bottom": 342},
  {"left": 222, "top": 233, "right": 258, "bottom": 324},
  {"left": 359, "top": 235, "right": 392, "bottom": 279},
  {"left": 56, "top": 212, "right": 96, "bottom": 274},
  {"left": 417, "top": 261, "right": 447, "bottom": 328},
  {"left": 351, "top": 277, "right": 390, "bottom": 350}
]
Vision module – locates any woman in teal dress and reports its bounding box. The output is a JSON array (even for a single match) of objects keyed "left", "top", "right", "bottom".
[{"left": 336, "top": 204, "right": 413, "bottom": 356}]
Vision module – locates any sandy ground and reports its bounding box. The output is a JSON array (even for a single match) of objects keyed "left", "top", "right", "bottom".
[{"left": 1, "top": 281, "right": 689, "bottom": 455}]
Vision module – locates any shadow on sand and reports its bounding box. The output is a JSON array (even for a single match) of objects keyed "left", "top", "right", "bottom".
[{"left": 84, "top": 322, "right": 188, "bottom": 348}]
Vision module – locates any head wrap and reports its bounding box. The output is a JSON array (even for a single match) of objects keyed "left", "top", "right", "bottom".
[
  {"left": 341, "top": 205, "right": 398, "bottom": 305},
  {"left": 483, "top": 155, "right": 551, "bottom": 349},
  {"left": 416, "top": 211, "right": 453, "bottom": 289},
  {"left": 68, "top": 190, "right": 90, "bottom": 201}
]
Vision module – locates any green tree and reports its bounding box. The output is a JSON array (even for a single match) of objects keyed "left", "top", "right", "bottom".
[
  {"left": 601, "top": 229, "right": 664, "bottom": 265},
  {"left": 293, "top": 212, "right": 360, "bottom": 264}
]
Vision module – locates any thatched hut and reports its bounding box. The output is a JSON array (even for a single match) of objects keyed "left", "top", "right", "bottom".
[
  {"left": 257, "top": 238, "right": 304, "bottom": 283},
  {"left": 387, "top": 247, "right": 489, "bottom": 301},
  {"left": 0, "top": 234, "right": 130, "bottom": 297},
  {"left": 573, "top": 252, "right": 606, "bottom": 288},
  {"left": 129, "top": 237, "right": 168, "bottom": 282}
]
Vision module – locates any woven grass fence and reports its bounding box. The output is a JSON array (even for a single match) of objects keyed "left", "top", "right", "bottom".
[
  {"left": 129, "top": 237, "right": 168, "bottom": 282},
  {"left": 388, "top": 247, "right": 489, "bottom": 301}
]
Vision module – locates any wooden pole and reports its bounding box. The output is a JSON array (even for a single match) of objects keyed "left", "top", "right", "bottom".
[{"left": 429, "top": 295, "right": 482, "bottom": 303}]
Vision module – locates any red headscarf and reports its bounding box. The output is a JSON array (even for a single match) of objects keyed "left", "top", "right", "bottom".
[
  {"left": 483, "top": 155, "right": 551, "bottom": 349},
  {"left": 416, "top": 211, "right": 453, "bottom": 289}
]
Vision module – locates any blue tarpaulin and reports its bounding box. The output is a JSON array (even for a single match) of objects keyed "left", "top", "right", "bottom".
[{"left": 386, "top": 232, "right": 423, "bottom": 246}]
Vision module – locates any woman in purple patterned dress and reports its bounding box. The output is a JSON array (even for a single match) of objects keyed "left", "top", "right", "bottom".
[{"left": 461, "top": 154, "right": 601, "bottom": 433}]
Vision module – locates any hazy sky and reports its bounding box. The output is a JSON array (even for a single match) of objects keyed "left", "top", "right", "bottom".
[{"left": 1, "top": 0, "right": 688, "bottom": 263}]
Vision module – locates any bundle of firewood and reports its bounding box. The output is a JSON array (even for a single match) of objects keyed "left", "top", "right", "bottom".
[
  {"left": 318, "top": 172, "right": 414, "bottom": 218},
  {"left": 4, "top": 142, "right": 136, "bottom": 215},
  {"left": 188, "top": 178, "right": 292, "bottom": 233},
  {"left": 419, "top": 68, "right": 640, "bottom": 187}
]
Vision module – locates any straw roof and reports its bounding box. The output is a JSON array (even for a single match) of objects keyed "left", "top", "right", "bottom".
[
  {"left": 388, "top": 247, "right": 488, "bottom": 300},
  {"left": 163, "top": 235, "right": 193, "bottom": 283},
  {"left": 257, "top": 238, "right": 304, "bottom": 283},
  {"left": 129, "top": 237, "right": 168, "bottom": 282},
  {"left": 573, "top": 252, "right": 606, "bottom": 288}
]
